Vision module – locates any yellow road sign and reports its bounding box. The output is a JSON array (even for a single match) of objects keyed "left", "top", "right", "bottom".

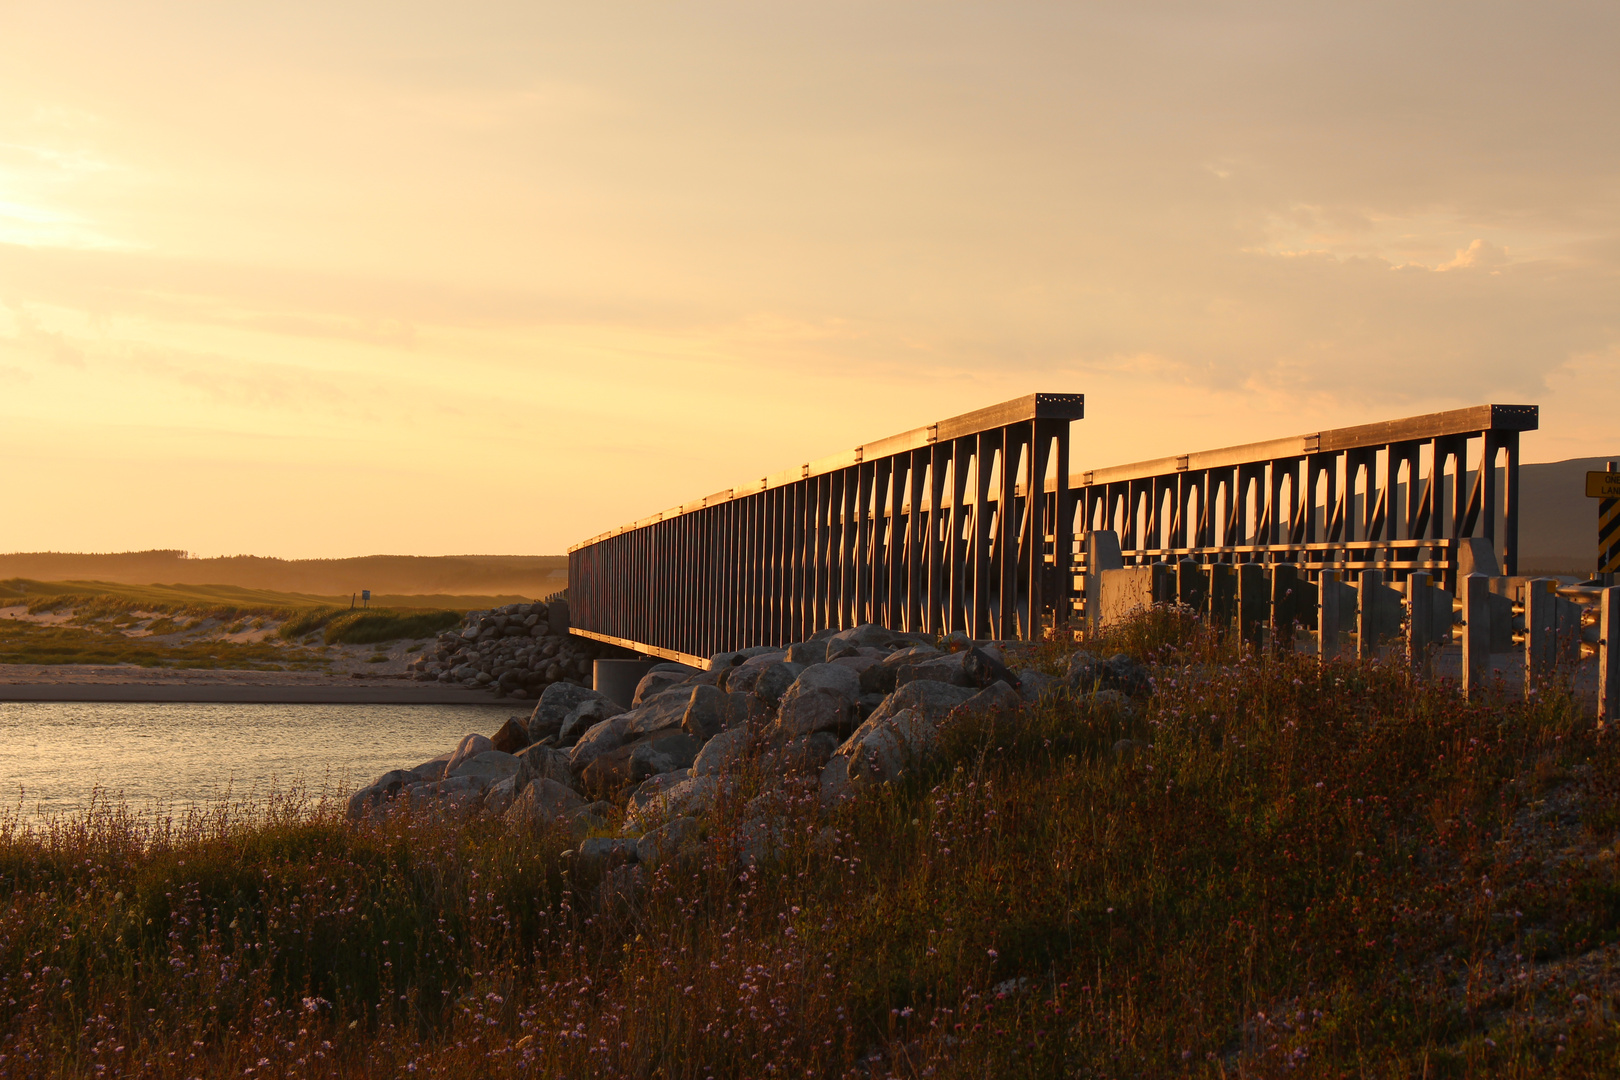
[{"left": 1588, "top": 471, "right": 1620, "bottom": 499}]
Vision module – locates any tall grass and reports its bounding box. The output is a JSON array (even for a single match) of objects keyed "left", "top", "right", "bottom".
[{"left": 1, "top": 625, "right": 1617, "bottom": 1076}]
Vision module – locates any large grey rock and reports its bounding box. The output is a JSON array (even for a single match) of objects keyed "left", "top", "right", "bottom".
[
  {"left": 625, "top": 774, "right": 725, "bottom": 829},
  {"left": 568, "top": 714, "right": 631, "bottom": 774},
  {"left": 825, "top": 622, "right": 893, "bottom": 659},
  {"left": 559, "top": 698, "right": 619, "bottom": 747},
  {"left": 750, "top": 661, "right": 805, "bottom": 709},
  {"left": 444, "top": 733, "right": 495, "bottom": 776},
  {"left": 408, "top": 754, "right": 451, "bottom": 783},
  {"left": 844, "top": 706, "right": 939, "bottom": 788},
  {"left": 721, "top": 652, "right": 787, "bottom": 694},
  {"left": 763, "top": 730, "right": 839, "bottom": 776},
  {"left": 577, "top": 835, "right": 639, "bottom": 869},
  {"left": 628, "top": 731, "right": 702, "bottom": 781},
  {"left": 347, "top": 769, "right": 412, "bottom": 820},
  {"left": 681, "top": 684, "right": 737, "bottom": 742},
  {"left": 784, "top": 640, "right": 828, "bottom": 666},
  {"left": 865, "top": 679, "right": 978, "bottom": 729},
  {"left": 947, "top": 680, "right": 1023, "bottom": 726},
  {"left": 1018, "top": 669, "right": 1061, "bottom": 702},
  {"left": 490, "top": 717, "right": 530, "bottom": 754},
  {"left": 514, "top": 743, "right": 573, "bottom": 791},
  {"left": 627, "top": 769, "right": 691, "bottom": 810},
  {"left": 636, "top": 816, "right": 702, "bottom": 868},
  {"left": 529, "top": 683, "right": 613, "bottom": 742},
  {"left": 633, "top": 668, "right": 695, "bottom": 706},
  {"left": 861, "top": 644, "right": 942, "bottom": 694},
  {"left": 483, "top": 775, "right": 518, "bottom": 816},
  {"left": 895, "top": 651, "right": 976, "bottom": 689},
  {"left": 505, "top": 777, "right": 587, "bottom": 830},
  {"left": 448, "top": 750, "right": 520, "bottom": 782},
  {"left": 621, "top": 689, "right": 696, "bottom": 737},
  {"left": 819, "top": 754, "right": 854, "bottom": 807},
  {"left": 692, "top": 726, "right": 748, "bottom": 776},
  {"left": 963, "top": 646, "right": 1018, "bottom": 689},
  {"left": 773, "top": 663, "right": 860, "bottom": 737}
]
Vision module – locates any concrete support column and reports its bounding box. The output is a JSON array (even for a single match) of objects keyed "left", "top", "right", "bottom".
[
  {"left": 1208, "top": 563, "right": 1237, "bottom": 636},
  {"left": 1358, "top": 569, "right": 1383, "bottom": 660},
  {"left": 1238, "top": 563, "right": 1267, "bottom": 651},
  {"left": 1272, "top": 563, "right": 1301, "bottom": 650},
  {"left": 1177, "top": 558, "right": 1207, "bottom": 614},
  {"left": 1462, "top": 572, "right": 1491, "bottom": 701},
  {"left": 1407, "top": 572, "right": 1435, "bottom": 670},
  {"left": 1599, "top": 585, "right": 1618, "bottom": 724},
  {"left": 1524, "top": 577, "right": 1558, "bottom": 699},
  {"left": 1319, "top": 569, "right": 1342, "bottom": 660},
  {"left": 594, "top": 658, "right": 660, "bottom": 710}
]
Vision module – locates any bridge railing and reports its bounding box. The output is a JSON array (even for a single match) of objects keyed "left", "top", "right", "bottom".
[
  {"left": 568, "top": 393, "right": 1085, "bottom": 666},
  {"left": 569, "top": 397, "right": 1538, "bottom": 663}
]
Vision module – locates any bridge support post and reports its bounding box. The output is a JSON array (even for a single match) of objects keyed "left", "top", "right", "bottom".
[
  {"left": 1208, "top": 563, "right": 1236, "bottom": 636},
  {"left": 1319, "top": 569, "right": 1342, "bottom": 660},
  {"left": 1406, "top": 572, "right": 1435, "bottom": 672},
  {"left": 1524, "top": 577, "right": 1557, "bottom": 699},
  {"left": 1462, "top": 573, "right": 1491, "bottom": 701},
  {"left": 1357, "top": 569, "right": 1382, "bottom": 660},
  {"left": 1238, "top": 563, "right": 1267, "bottom": 651},
  {"left": 1272, "top": 563, "right": 1301, "bottom": 651},
  {"left": 1600, "top": 586, "right": 1619, "bottom": 724}
]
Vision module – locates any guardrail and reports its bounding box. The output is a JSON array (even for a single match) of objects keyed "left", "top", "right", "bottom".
[
  {"left": 568, "top": 396, "right": 1539, "bottom": 665},
  {"left": 568, "top": 393, "right": 1084, "bottom": 666}
]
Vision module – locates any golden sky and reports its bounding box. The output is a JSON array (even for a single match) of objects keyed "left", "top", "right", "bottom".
[{"left": 2, "top": 2, "right": 1616, "bottom": 558}]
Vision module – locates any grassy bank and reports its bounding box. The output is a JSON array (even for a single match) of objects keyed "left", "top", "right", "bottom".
[{"left": 2, "top": 626, "right": 1618, "bottom": 1076}]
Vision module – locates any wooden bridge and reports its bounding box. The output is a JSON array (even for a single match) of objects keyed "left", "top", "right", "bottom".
[{"left": 567, "top": 393, "right": 1540, "bottom": 668}]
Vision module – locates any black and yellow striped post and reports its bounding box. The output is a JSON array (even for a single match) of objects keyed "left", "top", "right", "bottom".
[{"left": 1590, "top": 461, "right": 1620, "bottom": 579}]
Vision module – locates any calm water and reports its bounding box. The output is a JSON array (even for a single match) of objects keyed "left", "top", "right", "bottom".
[{"left": 0, "top": 702, "right": 518, "bottom": 820}]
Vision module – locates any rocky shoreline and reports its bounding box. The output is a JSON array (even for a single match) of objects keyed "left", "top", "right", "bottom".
[
  {"left": 404, "top": 599, "right": 625, "bottom": 699},
  {"left": 354, "top": 621, "right": 1150, "bottom": 880}
]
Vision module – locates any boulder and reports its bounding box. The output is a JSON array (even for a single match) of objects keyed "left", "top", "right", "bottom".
[
  {"left": 568, "top": 714, "right": 631, "bottom": 775},
  {"left": 895, "top": 652, "right": 977, "bottom": 689},
  {"left": 773, "top": 663, "right": 860, "bottom": 738},
  {"left": 444, "top": 733, "right": 495, "bottom": 776},
  {"left": 763, "top": 730, "right": 839, "bottom": 776},
  {"left": 691, "top": 726, "right": 748, "bottom": 776},
  {"left": 514, "top": 743, "right": 573, "bottom": 791},
  {"left": 408, "top": 755, "right": 451, "bottom": 783},
  {"left": 627, "top": 769, "right": 691, "bottom": 811},
  {"left": 861, "top": 644, "right": 942, "bottom": 695},
  {"left": 483, "top": 775, "right": 518, "bottom": 817},
  {"left": 579, "top": 744, "right": 636, "bottom": 799},
  {"left": 621, "top": 689, "right": 695, "bottom": 737},
  {"left": 636, "top": 816, "right": 703, "bottom": 869},
  {"left": 577, "top": 835, "right": 639, "bottom": 870},
  {"left": 750, "top": 661, "right": 805, "bottom": 709},
  {"left": 963, "top": 646, "right": 1018, "bottom": 689},
  {"left": 946, "top": 680, "right": 1023, "bottom": 726},
  {"left": 721, "top": 653, "right": 786, "bottom": 694},
  {"left": 865, "top": 679, "right": 978, "bottom": 729},
  {"left": 819, "top": 754, "right": 854, "bottom": 808},
  {"left": 845, "top": 706, "right": 939, "bottom": 788},
  {"left": 628, "top": 731, "right": 702, "bottom": 782},
  {"left": 784, "top": 640, "right": 829, "bottom": 666},
  {"left": 625, "top": 774, "right": 724, "bottom": 829},
  {"left": 559, "top": 698, "right": 619, "bottom": 747},
  {"left": 632, "top": 665, "right": 702, "bottom": 706},
  {"left": 681, "top": 684, "right": 733, "bottom": 741},
  {"left": 346, "top": 769, "right": 412, "bottom": 820},
  {"left": 448, "top": 751, "right": 520, "bottom": 783},
  {"left": 1018, "top": 669, "right": 1061, "bottom": 702},
  {"left": 505, "top": 777, "right": 587, "bottom": 830},
  {"left": 490, "top": 717, "right": 530, "bottom": 754},
  {"left": 529, "top": 683, "right": 614, "bottom": 742},
  {"left": 825, "top": 622, "right": 893, "bottom": 659}
]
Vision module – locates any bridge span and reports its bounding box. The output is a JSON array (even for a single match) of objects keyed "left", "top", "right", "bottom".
[{"left": 568, "top": 394, "right": 1538, "bottom": 667}]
